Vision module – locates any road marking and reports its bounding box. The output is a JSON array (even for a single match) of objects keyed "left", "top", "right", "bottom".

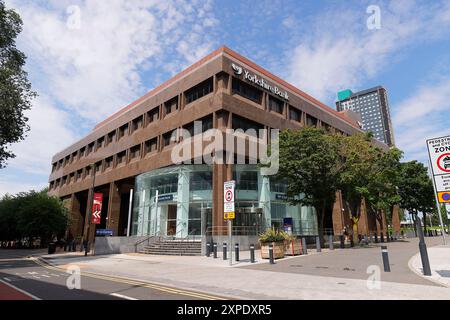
[
  {"left": 110, "top": 293, "right": 138, "bottom": 300},
  {"left": 40, "top": 274, "right": 51, "bottom": 278},
  {"left": 31, "top": 258, "right": 226, "bottom": 300},
  {"left": 0, "top": 279, "right": 41, "bottom": 300},
  {"left": 3, "top": 277, "right": 11, "bottom": 282}
]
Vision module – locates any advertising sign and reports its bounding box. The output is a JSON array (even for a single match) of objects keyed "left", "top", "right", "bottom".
[
  {"left": 224, "top": 180, "right": 235, "bottom": 220},
  {"left": 91, "top": 193, "right": 103, "bottom": 224}
]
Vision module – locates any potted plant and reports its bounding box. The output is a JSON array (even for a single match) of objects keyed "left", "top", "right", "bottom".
[
  {"left": 258, "top": 228, "right": 286, "bottom": 259},
  {"left": 283, "top": 232, "right": 302, "bottom": 256}
]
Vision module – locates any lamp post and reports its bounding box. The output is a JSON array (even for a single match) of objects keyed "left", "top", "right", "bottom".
[{"left": 84, "top": 163, "right": 96, "bottom": 256}]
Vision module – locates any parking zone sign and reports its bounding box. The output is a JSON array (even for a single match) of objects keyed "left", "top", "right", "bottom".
[
  {"left": 427, "top": 135, "right": 450, "bottom": 201},
  {"left": 224, "top": 180, "right": 235, "bottom": 220}
]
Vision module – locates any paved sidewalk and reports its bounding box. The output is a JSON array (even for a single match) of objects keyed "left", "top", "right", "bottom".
[
  {"left": 41, "top": 243, "right": 450, "bottom": 300},
  {"left": 410, "top": 245, "right": 450, "bottom": 288}
]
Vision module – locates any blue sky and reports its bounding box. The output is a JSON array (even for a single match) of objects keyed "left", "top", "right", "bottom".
[{"left": 1, "top": 0, "right": 450, "bottom": 195}]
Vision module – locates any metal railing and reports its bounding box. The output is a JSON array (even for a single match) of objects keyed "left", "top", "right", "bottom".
[
  {"left": 205, "top": 225, "right": 262, "bottom": 236},
  {"left": 134, "top": 231, "right": 161, "bottom": 253}
]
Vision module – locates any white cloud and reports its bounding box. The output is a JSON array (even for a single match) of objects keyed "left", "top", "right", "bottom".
[
  {"left": 285, "top": 0, "right": 450, "bottom": 101},
  {"left": 0, "top": 0, "right": 218, "bottom": 196},
  {"left": 393, "top": 77, "right": 450, "bottom": 162}
]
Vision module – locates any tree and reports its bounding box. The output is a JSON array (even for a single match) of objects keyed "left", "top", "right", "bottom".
[
  {"left": 278, "top": 127, "right": 342, "bottom": 245},
  {"left": 397, "top": 161, "right": 435, "bottom": 235},
  {"left": 0, "top": 189, "right": 70, "bottom": 246},
  {"left": 338, "top": 132, "right": 382, "bottom": 238},
  {"left": 0, "top": 0, "right": 36, "bottom": 168}
]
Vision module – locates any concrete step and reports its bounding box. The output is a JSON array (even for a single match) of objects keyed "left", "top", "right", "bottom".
[{"left": 140, "top": 240, "right": 202, "bottom": 256}]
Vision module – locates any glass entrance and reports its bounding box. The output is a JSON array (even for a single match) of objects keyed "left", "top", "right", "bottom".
[{"left": 166, "top": 204, "right": 177, "bottom": 236}]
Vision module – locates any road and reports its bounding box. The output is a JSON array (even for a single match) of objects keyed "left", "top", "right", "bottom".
[
  {"left": 0, "top": 249, "right": 227, "bottom": 300},
  {"left": 240, "top": 236, "right": 446, "bottom": 286}
]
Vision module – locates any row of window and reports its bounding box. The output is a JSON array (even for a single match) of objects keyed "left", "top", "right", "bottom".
[{"left": 52, "top": 78, "right": 214, "bottom": 173}]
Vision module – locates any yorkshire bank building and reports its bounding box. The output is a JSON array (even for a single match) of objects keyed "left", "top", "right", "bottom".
[{"left": 47, "top": 46, "right": 390, "bottom": 254}]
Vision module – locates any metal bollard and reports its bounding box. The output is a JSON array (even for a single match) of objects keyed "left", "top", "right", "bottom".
[
  {"left": 213, "top": 242, "right": 217, "bottom": 258},
  {"left": 386, "top": 233, "right": 390, "bottom": 242},
  {"left": 223, "top": 242, "right": 227, "bottom": 260},
  {"left": 316, "top": 236, "right": 321, "bottom": 252},
  {"left": 250, "top": 244, "right": 255, "bottom": 263},
  {"left": 363, "top": 235, "right": 368, "bottom": 245},
  {"left": 339, "top": 235, "right": 345, "bottom": 248},
  {"left": 206, "top": 242, "right": 211, "bottom": 257},
  {"left": 380, "top": 233, "right": 384, "bottom": 243},
  {"left": 235, "top": 243, "right": 239, "bottom": 262},
  {"left": 350, "top": 235, "right": 354, "bottom": 247},
  {"left": 269, "top": 244, "right": 275, "bottom": 264},
  {"left": 302, "top": 237, "right": 308, "bottom": 255},
  {"left": 381, "top": 245, "right": 391, "bottom": 272},
  {"left": 329, "top": 235, "right": 334, "bottom": 250},
  {"left": 374, "top": 234, "right": 379, "bottom": 243}
]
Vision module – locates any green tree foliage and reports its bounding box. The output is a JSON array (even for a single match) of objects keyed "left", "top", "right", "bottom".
[
  {"left": 0, "top": 0, "right": 36, "bottom": 168},
  {"left": 0, "top": 189, "right": 69, "bottom": 246},
  {"left": 278, "top": 127, "right": 342, "bottom": 244}
]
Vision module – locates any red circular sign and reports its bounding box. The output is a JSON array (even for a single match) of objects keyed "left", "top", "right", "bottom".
[
  {"left": 437, "top": 153, "right": 450, "bottom": 173},
  {"left": 225, "top": 190, "right": 233, "bottom": 202}
]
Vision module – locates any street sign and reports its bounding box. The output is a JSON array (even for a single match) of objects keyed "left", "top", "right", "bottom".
[
  {"left": 96, "top": 229, "right": 113, "bottom": 236},
  {"left": 427, "top": 136, "right": 450, "bottom": 193},
  {"left": 223, "top": 180, "right": 235, "bottom": 219},
  {"left": 438, "top": 191, "right": 450, "bottom": 203},
  {"left": 91, "top": 193, "right": 103, "bottom": 224}
]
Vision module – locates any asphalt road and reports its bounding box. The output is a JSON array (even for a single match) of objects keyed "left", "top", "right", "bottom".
[
  {"left": 0, "top": 249, "right": 226, "bottom": 300},
  {"left": 240, "top": 236, "right": 446, "bottom": 286}
]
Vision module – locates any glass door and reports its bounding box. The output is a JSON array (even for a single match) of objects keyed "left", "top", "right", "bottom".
[{"left": 166, "top": 204, "right": 177, "bottom": 236}]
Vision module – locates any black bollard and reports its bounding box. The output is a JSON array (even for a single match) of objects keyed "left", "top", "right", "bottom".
[
  {"left": 339, "top": 235, "right": 345, "bottom": 248},
  {"left": 316, "top": 236, "right": 321, "bottom": 252},
  {"left": 329, "top": 235, "right": 334, "bottom": 250},
  {"left": 374, "top": 234, "right": 379, "bottom": 243},
  {"left": 213, "top": 242, "right": 217, "bottom": 258},
  {"left": 302, "top": 237, "right": 308, "bottom": 255},
  {"left": 235, "top": 243, "right": 239, "bottom": 262},
  {"left": 223, "top": 242, "right": 227, "bottom": 260},
  {"left": 269, "top": 244, "right": 275, "bottom": 264},
  {"left": 386, "top": 233, "right": 390, "bottom": 243},
  {"left": 381, "top": 246, "right": 391, "bottom": 272},
  {"left": 206, "top": 242, "right": 211, "bottom": 257},
  {"left": 380, "top": 233, "right": 384, "bottom": 243},
  {"left": 250, "top": 244, "right": 255, "bottom": 263},
  {"left": 350, "top": 235, "right": 354, "bottom": 247}
]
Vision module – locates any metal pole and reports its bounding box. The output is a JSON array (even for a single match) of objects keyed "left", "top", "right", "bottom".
[
  {"left": 381, "top": 245, "right": 391, "bottom": 272},
  {"left": 428, "top": 160, "right": 446, "bottom": 245},
  {"left": 228, "top": 219, "right": 232, "bottom": 266},
  {"left": 315, "top": 236, "right": 321, "bottom": 252},
  {"left": 126, "top": 188, "right": 133, "bottom": 237},
  {"left": 235, "top": 243, "right": 239, "bottom": 262},
  {"left": 206, "top": 242, "right": 211, "bottom": 257},
  {"left": 85, "top": 164, "right": 96, "bottom": 256},
  {"left": 329, "top": 235, "right": 334, "bottom": 250},
  {"left": 269, "top": 243, "right": 274, "bottom": 264},
  {"left": 213, "top": 242, "right": 217, "bottom": 258},
  {"left": 302, "top": 237, "right": 307, "bottom": 255},
  {"left": 416, "top": 215, "right": 432, "bottom": 276},
  {"left": 223, "top": 242, "right": 227, "bottom": 260}
]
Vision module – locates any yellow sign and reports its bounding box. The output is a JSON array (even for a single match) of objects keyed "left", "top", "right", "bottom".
[
  {"left": 224, "top": 212, "right": 235, "bottom": 220},
  {"left": 438, "top": 191, "right": 450, "bottom": 203}
]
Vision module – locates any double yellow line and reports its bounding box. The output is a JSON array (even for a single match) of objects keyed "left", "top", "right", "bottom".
[{"left": 31, "top": 257, "right": 227, "bottom": 300}]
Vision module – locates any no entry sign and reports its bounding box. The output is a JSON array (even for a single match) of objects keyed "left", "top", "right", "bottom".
[{"left": 427, "top": 135, "right": 450, "bottom": 201}]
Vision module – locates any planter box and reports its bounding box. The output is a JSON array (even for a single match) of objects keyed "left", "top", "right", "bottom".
[
  {"left": 260, "top": 242, "right": 285, "bottom": 259},
  {"left": 284, "top": 239, "right": 302, "bottom": 256}
]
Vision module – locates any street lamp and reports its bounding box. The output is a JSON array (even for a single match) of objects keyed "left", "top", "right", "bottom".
[{"left": 84, "top": 163, "right": 96, "bottom": 256}]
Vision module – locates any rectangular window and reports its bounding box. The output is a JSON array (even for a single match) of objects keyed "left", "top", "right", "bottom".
[
  {"left": 94, "top": 161, "right": 102, "bottom": 174},
  {"left": 289, "top": 107, "right": 301, "bottom": 122},
  {"left": 144, "top": 137, "right": 158, "bottom": 155},
  {"left": 117, "top": 150, "right": 126, "bottom": 166},
  {"left": 105, "top": 156, "right": 113, "bottom": 170},
  {"left": 52, "top": 163, "right": 57, "bottom": 172},
  {"left": 79, "top": 147, "right": 85, "bottom": 159},
  {"left": 232, "top": 114, "right": 264, "bottom": 132},
  {"left": 305, "top": 114, "right": 318, "bottom": 127},
  {"left": 118, "top": 123, "right": 129, "bottom": 140},
  {"left": 164, "top": 96, "right": 178, "bottom": 115},
  {"left": 268, "top": 96, "right": 283, "bottom": 114},
  {"left": 107, "top": 130, "right": 116, "bottom": 144},
  {"left": 162, "top": 130, "right": 176, "bottom": 147},
  {"left": 232, "top": 78, "right": 262, "bottom": 104},
  {"left": 96, "top": 137, "right": 104, "bottom": 150},
  {"left": 132, "top": 115, "right": 143, "bottom": 132},
  {"left": 185, "top": 77, "right": 213, "bottom": 104},
  {"left": 130, "top": 144, "right": 141, "bottom": 160},
  {"left": 76, "top": 169, "right": 83, "bottom": 181},
  {"left": 147, "top": 107, "right": 159, "bottom": 124}
]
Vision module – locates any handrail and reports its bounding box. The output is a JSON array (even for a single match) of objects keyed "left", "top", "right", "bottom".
[
  {"left": 134, "top": 232, "right": 161, "bottom": 253},
  {"left": 179, "top": 228, "right": 199, "bottom": 256}
]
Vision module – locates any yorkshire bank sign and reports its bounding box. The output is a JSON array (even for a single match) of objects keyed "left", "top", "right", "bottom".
[{"left": 231, "top": 63, "right": 289, "bottom": 100}]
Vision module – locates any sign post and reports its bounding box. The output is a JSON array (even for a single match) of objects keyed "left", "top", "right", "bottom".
[
  {"left": 224, "top": 180, "right": 235, "bottom": 266},
  {"left": 426, "top": 136, "right": 450, "bottom": 245}
]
